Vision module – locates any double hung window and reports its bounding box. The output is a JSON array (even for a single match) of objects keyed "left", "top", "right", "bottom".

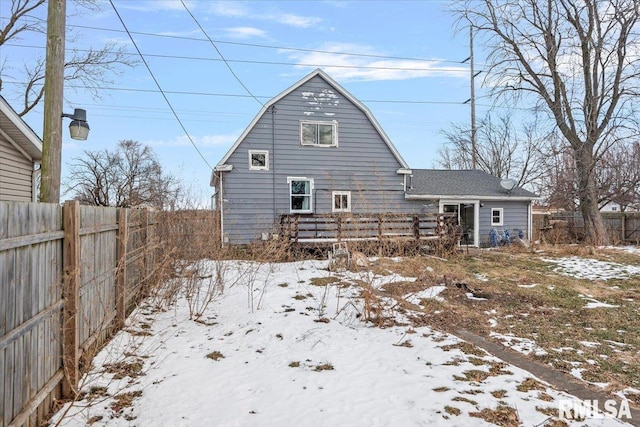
[
  {"left": 300, "top": 121, "right": 337, "bottom": 146},
  {"left": 288, "top": 177, "right": 313, "bottom": 213}
]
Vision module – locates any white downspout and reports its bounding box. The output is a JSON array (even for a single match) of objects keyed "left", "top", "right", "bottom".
[
  {"left": 219, "top": 171, "right": 225, "bottom": 246},
  {"left": 32, "top": 163, "right": 40, "bottom": 202},
  {"left": 528, "top": 201, "right": 532, "bottom": 241}
]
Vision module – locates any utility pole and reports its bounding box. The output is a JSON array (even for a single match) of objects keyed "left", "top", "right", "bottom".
[
  {"left": 40, "top": 0, "right": 66, "bottom": 203},
  {"left": 469, "top": 25, "right": 477, "bottom": 170}
]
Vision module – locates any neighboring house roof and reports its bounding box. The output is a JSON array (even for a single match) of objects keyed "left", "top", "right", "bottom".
[
  {"left": 0, "top": 95, "right": 42, "bottom": 161},
  {"left": 214, "top": 68, "right": 410, "bottom": 171},
  {"left": 406, "top": 169, "right": 538, "bottom": 201}
]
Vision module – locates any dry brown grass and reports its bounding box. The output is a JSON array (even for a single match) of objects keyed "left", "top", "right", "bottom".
[
  {"left": 368, "top": 245, "right": 640, "bottom": 400},
  {"left": 469, "top": 404, "right": 520, "bottom": 426}
]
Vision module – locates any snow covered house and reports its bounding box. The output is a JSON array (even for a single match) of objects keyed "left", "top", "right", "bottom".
[
  {"left": 211, "top": 69, "right": 537, "bottom": 247},
  {"left": 0, "top": 96, "right": 42, "bottom": 202}
]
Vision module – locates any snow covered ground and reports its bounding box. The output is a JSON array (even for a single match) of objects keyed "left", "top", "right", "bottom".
[{"left": 50, "top": 256, "right": 637, "bottom": 427}]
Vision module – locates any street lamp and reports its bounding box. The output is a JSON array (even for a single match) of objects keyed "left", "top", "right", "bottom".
[{"left": 63, "top": 108, "right": 90, "bottom": 140}]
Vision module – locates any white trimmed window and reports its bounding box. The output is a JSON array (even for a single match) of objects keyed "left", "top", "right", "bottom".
[
  {"left": 300, "top": 121, "right": 337, "bottom": 146},
  {"left": 332, "top": 191, "right": 351, "bottom": 213},
  {"left": 288, "top": 177, "right": 313, "bottom": 213},
  {"left": 249, "top": 150, "right": 269, "bottom": 170},
  {"left": 491, "top": 208, "right": 503, "bottom": 226}
]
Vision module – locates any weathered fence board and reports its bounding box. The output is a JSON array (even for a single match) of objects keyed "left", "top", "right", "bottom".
[
  {"left": 533, "top": 212, "right": 640, "bottom": 244},
  {"left": 0, "top": 201, "right": 158, "bottom": 427}
]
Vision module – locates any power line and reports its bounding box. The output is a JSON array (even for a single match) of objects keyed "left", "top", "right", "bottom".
[
  {"left": 2, "top": 14, "right": 472, "bottom": 65},
  {"left": 3, "top": 79, "right": 497, "bottom": 107},
  {"left": 6, "top": 43, "right": 474, "bottom": 74},
  {"left": 61, "top": 22, "right": 469, "bottom": 66},
  {"left": 108, "top": 0, "right": 213, "bottom": 171},
  {"left": 179, "top": 0, "right": 263, "bottom": 107}
]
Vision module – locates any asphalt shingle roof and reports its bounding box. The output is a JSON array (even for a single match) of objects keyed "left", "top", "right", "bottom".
[{"left": 406, "top": 169, "right": 538, "bottom": 199}]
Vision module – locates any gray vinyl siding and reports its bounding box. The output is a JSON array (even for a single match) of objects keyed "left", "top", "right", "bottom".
[
  {"left": 0, "top": 137, "right": 34, "bottom": 202},
  {"left": 479, "top": 200, "right": 530, "bottom": 246},
  {"left": 221, "top": 75, "right": 412, "bottom": 243}
]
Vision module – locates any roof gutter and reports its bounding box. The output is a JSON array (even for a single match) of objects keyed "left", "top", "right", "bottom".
[{"left": 405, "top": 194, "right": 539, "bottom": 202}]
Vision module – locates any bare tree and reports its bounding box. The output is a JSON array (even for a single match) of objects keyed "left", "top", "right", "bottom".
[
  {"left": 66, "top": 140, "right": 182, "bottom": 209},
  {"left": 1, "top": 0, "right": 136, "bottom": 116},
  {"left": 596, "top": 141, "right": 640, "bottom": 211},
  {"left": 438, "top": 113, "right": 547, "bottom": 189},
  {"left": 457, "top": 0, "right": 640, "bottom": 245}
]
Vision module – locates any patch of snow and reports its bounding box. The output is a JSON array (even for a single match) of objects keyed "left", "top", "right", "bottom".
[
  {"left": 542, "top": 256, "right": 640, "bottom": 280},
  {"left": 405, "top": 285, "right": 446, "bottom": 304},
  {"left": 579, "top": 341, "right": 601, "bottom": 348},
  {"left": 466, "top": 292, "right": 487, "bottom": 301},
  {"left": 518, "top": 283, "right": 538, "bottom": 288},
  {"left": 580, "top": 295, "right": 620, "bottom": 309},
  {"left": 490, "top": 332, "right": 548, "bottom": 356},
  {"left": 474, "top": 273, "right": 489, "bottom": 282},
  {"left": 48, "top": 259, "right": 633, "bottom": 427}
]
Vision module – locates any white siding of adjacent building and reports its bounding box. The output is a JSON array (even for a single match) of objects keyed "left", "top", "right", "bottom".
[{"left": 0, "top": 136, "right": 35, "bottom": 201}]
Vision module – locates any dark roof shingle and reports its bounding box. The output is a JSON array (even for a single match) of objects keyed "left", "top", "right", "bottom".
[{"left": 406, "top": 169, "right": 538, "bottom": 199}]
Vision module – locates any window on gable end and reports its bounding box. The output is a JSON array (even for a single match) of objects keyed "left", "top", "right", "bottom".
[
  {"left": 249, "top": 150, "right": 269, "bottom": 170},
  {"left": 300, "top": 121, "right": 337, "bottom": 147}
]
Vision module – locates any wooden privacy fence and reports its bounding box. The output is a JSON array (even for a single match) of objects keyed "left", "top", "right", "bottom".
[
  {"left": 280, "top": 213, "right": 458, "bottom": 244},
  {"left": 0, "top": 200, "right": 157, "bottom": 427},
  {"left": 155, "top": 210, "right": 219, "bottom": 260},
  {"left": 533, "top": 212, "right": 640, "bottom": 244}
]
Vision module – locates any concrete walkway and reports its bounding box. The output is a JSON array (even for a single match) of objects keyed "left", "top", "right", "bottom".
[{"left": 452, "top": 327, "right": 640, "bottom": 426}]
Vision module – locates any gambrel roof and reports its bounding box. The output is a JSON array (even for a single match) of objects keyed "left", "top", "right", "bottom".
[
  {"left": 0, "top": 96, "right": 42, "bottom": 162},
  {"left": 215, "top": 68, "right": 409, "bottom": 170},
  {"left": 406, "top": 169, "right": 538, "bottom": 201}
]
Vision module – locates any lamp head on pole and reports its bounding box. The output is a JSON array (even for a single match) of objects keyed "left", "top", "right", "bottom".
[{"left": 62, "top": 108, "right": 90, "bottom": 140}]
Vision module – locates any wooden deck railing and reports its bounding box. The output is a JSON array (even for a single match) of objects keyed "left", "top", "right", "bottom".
[{"left": 279, "top": 212, "right": 458, "bottom": 243}]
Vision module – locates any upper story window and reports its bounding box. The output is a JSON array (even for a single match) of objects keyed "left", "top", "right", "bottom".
[
  {"left": 300, "top": 121, "right": 338, "bottom": 147},
  {"left": 249, "top": 150, "right": 269, "bottom": 170},
  {"left": 491, "top": 208, "right": 503, "bottom": 226}
]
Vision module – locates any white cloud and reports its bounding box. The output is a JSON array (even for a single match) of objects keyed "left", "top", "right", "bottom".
[
  {"left": 224, "top": 27, "right": 267, "bottom": 39},
  {"left": 209, "top": 1, "right": 321, "bottom": 29},
  {"left": 288, "top": 43, "right": 468, "bottom": 82},
  {"left": 269, "top": 12, "right": 321, "bottom": 28},
  {"left": 119, "top": 0, "right": 197, "bottom": 12},
  {"left": 210, "top": 1, "right": 251, "bottom": 18}
]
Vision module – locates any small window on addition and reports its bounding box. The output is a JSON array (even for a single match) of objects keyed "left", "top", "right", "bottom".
[
  {"left": 249, "top": 150, "right": 269, "bottom": 170},
  {"left": 491, "top": 208, "right": 503, "bottom": 226}
]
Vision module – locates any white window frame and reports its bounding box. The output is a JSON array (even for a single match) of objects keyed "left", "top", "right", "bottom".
[
  {"left": 332, "top": 191, "right": 351, "bottom": 213},
  {"left": 300, "top": 120, "right": 338, "bottom": 147},
  {"left": 287, "top": 177, "right": 314, "bottom": 213},
  {"left": 491, "top": 208, "right": 504, "bottom": 226},
  {"left": 248, "top": 150, "right": 269, "bottom": 170}
]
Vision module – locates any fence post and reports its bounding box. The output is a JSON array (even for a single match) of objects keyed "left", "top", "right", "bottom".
[
  {"left": 116, "top": 208, "right": 128, "bottom": 328},
  {"left": 142, "top": 208, "right": 156, "bottom": 291},
  {"left": 413, "top": 215, "right": 420, "bottom": 241},
  {"left": 62, "top": 200, "right": 80, "bottom": 398}
]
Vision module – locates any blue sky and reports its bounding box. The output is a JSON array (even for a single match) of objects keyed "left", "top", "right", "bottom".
[{"left": 2, "top": 0, "right": 492, "bottom": 206}]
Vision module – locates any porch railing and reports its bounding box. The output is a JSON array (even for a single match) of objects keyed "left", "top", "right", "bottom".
[{"left": 279, "top": 212, "right": 458, "bottom": 243}]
